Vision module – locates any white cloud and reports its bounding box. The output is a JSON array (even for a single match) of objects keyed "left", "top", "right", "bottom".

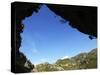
[
  {"left": 32, "top": 49, "right": 38, "bottom": 53},
  {"left": 30, "top": 44, "right": 39, "bottom": 54},
  {"left": 40, "top": 59, "right": 47, "bottom": 62},
  {"left": 33, "top": 59, "right": 47, "bottom": 66},
  {"left": 61, "top": 56, "right": 69, "bottom": 59}
]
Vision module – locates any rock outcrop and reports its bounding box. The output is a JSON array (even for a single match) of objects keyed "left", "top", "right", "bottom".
[
  {"left": 11, "top": 2, "right": 41, "bottom": 73},
  {"left": 47, "top": 4, "right": 97, "bottom": 37}
]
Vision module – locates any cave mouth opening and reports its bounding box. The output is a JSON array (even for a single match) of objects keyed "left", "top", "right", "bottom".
[
  {"left": 20, "top": 4, "right": 97, "bottom": 65},
  {"left": 12, "top": 2, "right": 97, "bottom": 73}
]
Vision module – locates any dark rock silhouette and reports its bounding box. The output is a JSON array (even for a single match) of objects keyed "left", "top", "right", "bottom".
[
  {"left": 11, "top": 2, "right": 97, "bottom": 73},
  {"left": 47, "top": 4, "right": 97, "bottom": 37},
  {"left": 11, "top": 2, "right": 40, "bottom": 73}
]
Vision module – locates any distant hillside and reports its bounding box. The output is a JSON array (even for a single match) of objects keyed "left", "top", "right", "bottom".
[{"left": 36, "top": 48, "right": 97, "bottom": 72}]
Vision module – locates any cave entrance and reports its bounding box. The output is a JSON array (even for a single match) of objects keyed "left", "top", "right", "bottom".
[
  {"left": 11, "top": 2, "right": 97, "bottom": 73},
  {"left": 20, "top": 5, "right": 97, "bottom": 66}
]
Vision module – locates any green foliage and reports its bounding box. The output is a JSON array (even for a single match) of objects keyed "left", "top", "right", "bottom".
[
  {"left": 85, "top": 48, "right": 97, "bottom": 68},
  {"left": 35, "top": 48, "right": 97, "bottom": 72},
  {"left": 36, "top": 62, "right": 64, "bottom": 72}
]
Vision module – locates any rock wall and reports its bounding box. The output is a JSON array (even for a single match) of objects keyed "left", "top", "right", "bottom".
[
  {"left": 11, "top": 2, "right": 41, "bottom": 73},
  {"left": 47, "top": 4, "right": 97, "bottom": 37}
]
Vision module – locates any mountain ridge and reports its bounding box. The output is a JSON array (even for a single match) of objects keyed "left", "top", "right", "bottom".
[{"left": 35, "top": 48, "right": 97, "bottom": 72}]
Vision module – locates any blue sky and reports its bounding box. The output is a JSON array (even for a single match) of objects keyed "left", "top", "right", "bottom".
[{"left": 20, "top": 5, "right": 97, "bottom": 64}]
